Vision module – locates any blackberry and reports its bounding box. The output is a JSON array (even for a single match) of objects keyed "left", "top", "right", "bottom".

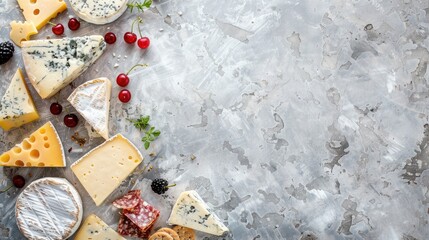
[
  {"left": 0, "top": 41, "right": 14, "bottom": 65},
  {"left": 151, "top": 178, "right": 176, "bottom": 195}
]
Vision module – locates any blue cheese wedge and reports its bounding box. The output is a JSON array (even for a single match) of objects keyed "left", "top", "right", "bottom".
[
  {"left": 69, "top": 0, "right": 129, "bottom": 24},
  {"left": 0, "top": 68, "right": 39, "bottom": 131},
  {"left": 21, "top": 35, "right": 106, "bottom": 99},
  {"left": 168, "top": 190, "right": 229, "bottom": 236},
  {"left": 68, "top": 78, "right": 112, "bottom": 139}
]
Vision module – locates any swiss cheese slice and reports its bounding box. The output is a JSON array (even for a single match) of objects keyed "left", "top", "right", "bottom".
[
  {"left": 68, "top": 78, "right": 112, "bottom": 139},
  {"left": 74, "top": 214, "right": 126, "bottom": 240},
  {"left": 21, "top": 35, "right": 106, "bottom": 99},
  {"left": 17, "top": 0, "right": 67, "bottom": 30},
  {"left": 168, "top": 190, "right": 229, "bottom": 236},
  {"left": 0, "top": 68, "right": 39, "bottom": 131},
  {"left": 0, "top": 121, "right": 65, "bottom": 167},
  {"left": 9, "top": 21, "right": 38, "bottom": 47},
  {"left": 16, "top": 178, "right": 82, "bottom": 239},
  {"left": 71, "top": 134, "right": 143, "bottom": 206}
]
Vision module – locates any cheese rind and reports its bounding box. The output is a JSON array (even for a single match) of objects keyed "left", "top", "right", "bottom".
[
  {"left": 17, "top": 0, "right": 67, "bottom": 30},
  {"left": 21, "top": 35, "right": 106, "bottom": 99},
  {"left": 71, "top": 134, "right": 143, "bottom": 206},
  {"left": 15, "top": 177, "right": 83, "bottom": 240},
  {"left": 74, "top": 214, "right": 126, "bottom": 240},
  {"left": 69, "top": 0, "right": 128, "bottom": 25},
  {"left": 0, "top": 121, "right": 65, "bottom": 167},
  {"left": 9, "top": 21, "right": 38, "bottom": 47},
  {"left": 0, "top": 68, "right": 39, "bottom": 131},
  {"left": 168, "top": 190, "right": 229, "bottom": 236},
  {"left": 68, "top": 78, "right": 112, "bottom": 139}
]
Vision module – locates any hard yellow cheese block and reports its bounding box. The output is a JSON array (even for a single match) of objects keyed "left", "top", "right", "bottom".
[
  {"left": 74, "top": 214, "right": 125, "bottom": 240},
  {"left": 0, "top": 68, "right": 39, "bottom": 131},
  {"left": 71, "top": 134, "right": 143, "bottom": 206},
  {"left": 9, "top": 21, "right": 38, "bottom": 47},
  {"left": 0, "top": 121, "right": 65, "bottom": 167},
  {"left": 17, "top": 0, "right": 67, "bottom": 30}
]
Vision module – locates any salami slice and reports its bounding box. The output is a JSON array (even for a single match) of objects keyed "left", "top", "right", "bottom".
[
  {"left": 118, "top": 214, "right": 152, "bottom": 238},
  {"left": 123, "top": 199, "right": 160, "bottom": 232},
  {"left": 113, "top": 190, "right": 141, "bottom": 209}
]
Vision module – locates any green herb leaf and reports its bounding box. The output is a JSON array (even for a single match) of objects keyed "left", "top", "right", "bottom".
[
  {"left": 130, "top": 115, "right": 161, "bottom": 150},
  {"left": 144, "top": 141, "right": 150, "bottom": 150},
  {"left": 128, "top": 0, "right": 152, "bottom": 13}
]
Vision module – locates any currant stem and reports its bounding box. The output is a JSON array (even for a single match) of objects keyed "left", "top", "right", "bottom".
[
  {"left": 0, "top": 185, "right": 13, "bottom": 193},
  {"left": 47, "top": 22, "right": 56, "bottom": 26},
  {"left": 166, "top": 183, "right": 176, "bottom": 189},
  {"left": 126, "top": 64, "right": 148, "bottom": 75}
]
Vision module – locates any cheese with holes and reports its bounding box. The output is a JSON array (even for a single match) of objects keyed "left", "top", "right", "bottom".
[
  {"left": 0, "top": 68, "right": 39, "bottom": 131},
  {"left": 17, "top": 0, "right": 67, "bottom": 30},
  {"left": 69, "top": 0, "right": 128, "bottom": 25},
  {"left": 9, "top": 21, "right": 38, "bottom": 47},
  {"left": 21, "top": 35, "right": 106, "bottom": 99},
  {"left": 68, "top": 78, "right": 111, "bottom": 139},
  {"left": 168, "top": 190, "right": 229, "bottom": 236},
  {"left": 71, "top": 134, "right": 143, "bottom": 206},
  {"left": 74, "top": 214, "right": 126, "bottom": 240},
  {"left": 0, "top": 121, "right": 65, "bottom": 167},
  {"left": 16, "top": 178, "right": 82, "bottom": 240}
]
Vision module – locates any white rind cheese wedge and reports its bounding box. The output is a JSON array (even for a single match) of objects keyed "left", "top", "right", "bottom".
[
  {"left": 21, "top": 35, "right": 106, "bottom": 99},
  {"left": 69, "top": 0, "right": 129, "bottom": 25},
  {"left": 71, "top": 134, "right": 143, "bottom": 206},
  {"left": 68, "top": 78, "right": 112, "bottom": 139},
  {"left": 15, "top": 177, "right": 83, "bottom": 240},
  {"left": 0, "top": 68, "right": 39, "bottom": 131},
  {"left": 74, "top": 214, "right": 126, "bottom": 240},
  {"left": 168, "top": 190, "right": 229, "bottom": 236}
]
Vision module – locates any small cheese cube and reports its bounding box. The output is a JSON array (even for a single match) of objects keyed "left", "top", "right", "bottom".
[{"left": 9, "top": 21, "right": 38, "bottom": 47}]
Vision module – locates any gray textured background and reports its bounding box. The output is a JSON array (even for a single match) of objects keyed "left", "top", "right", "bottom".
[{"left": 1, "top": 0, "right": 429, "bottom": 239}]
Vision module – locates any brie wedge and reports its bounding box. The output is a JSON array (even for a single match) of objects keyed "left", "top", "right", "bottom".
[{"left": 68, "top": 78, "right": 112, "bottom": 139}]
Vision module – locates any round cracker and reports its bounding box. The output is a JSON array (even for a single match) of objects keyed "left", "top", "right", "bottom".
[
  {"left": 157, "top": 228, "right": 180, "bottom": 240},
  {"left": 149, "top": 231, "right": 174, "bottom": 240},
  {"left": 172, "top": 225, "right": 196, "bottom": 240}
]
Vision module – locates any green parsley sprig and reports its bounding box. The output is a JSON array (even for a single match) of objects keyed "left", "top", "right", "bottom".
[
  {"left": 128, "top": 116, "right": 161, "bottom": 150},
  {"left": 128, "top": 0, "right": 152, "bottom": 13}
]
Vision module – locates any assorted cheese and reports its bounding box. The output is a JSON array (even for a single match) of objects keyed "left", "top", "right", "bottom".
[
  {"left": 0, "top": 121, "right": 65, "bottom": 167},
  {"left": 15, "top": 178, "right": 83, "bottom": 239},
  {"left": 168, "top": 190, "right": 230, "bottom": 236},
  {"left": 16, "top": 0, "right": 67, "bottom": 30},
  {"left": 9, "top": 21, "right": 38, "bottom": 47},
  {"left": 21, "top": 35, "right": 106, "bottom": 99},
  {"left": 69, "top": 0, "right": 129, "bottom": 25},
  {"left": 74, "top": 214, "right": 126, "bottom": 240},
  {"left": 71, "top": 134, "right": 143, "bottom": 206},
  {"left": 68, "top": 78, "right": 112, "bottom": 139},
  {"left": 0, "top": 68, "right": 39, "bottom": 131}
]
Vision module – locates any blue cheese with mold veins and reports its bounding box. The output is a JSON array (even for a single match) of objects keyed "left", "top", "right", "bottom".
[
  {"left": 168, "top": 190, "right": 229, "bottom": 236},
  {"left": 69, "top": 0, "right": 129, "bottom": 25},
  {"left": 21, "top": 35, "right": 106, "bottom": 99}
]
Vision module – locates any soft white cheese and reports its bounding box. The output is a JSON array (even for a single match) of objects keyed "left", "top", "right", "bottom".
[{"left": 69, "top": 0, "right": 129, "bottom": 25}]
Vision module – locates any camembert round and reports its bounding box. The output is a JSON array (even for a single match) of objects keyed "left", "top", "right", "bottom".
[{"left": 15, "top": 177, "right": 83, "bottom": 240}]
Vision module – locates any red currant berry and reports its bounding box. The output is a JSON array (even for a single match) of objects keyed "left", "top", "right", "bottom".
[
  {"left": 116, "top": 73, "right": 130, "bottom": 87},
  {"left": 118, "top": 89, "right": 131, "bottom": 103},
  {"left": 12, "top": 175, "right": 25, "bottom": 188},
  {"left": 124, "top": 32, "right": 137, "bottom": 44},
  {"left": 104, "top": 32, "right": 117, "bottom": 44},
  {"left": 64, "top": 114, "right": 79, "bottom": 128},
  {"left": 68, "top": 18, "right": 80, "bottom": 31},
  {"left": 52, "top": 24, "right": 64, "bottom": 35},
  {"left": 137, "top": 37, "right": 150, "bottom": 49},
  {"left": 50, "top": 102, "right": 63, "bottom": 115}
]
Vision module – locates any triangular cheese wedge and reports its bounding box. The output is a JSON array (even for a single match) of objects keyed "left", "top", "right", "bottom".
[
  {"left": 0, "top": 68, "right": 39, "bottom": 131},
  {"left": 68, "top": 78, "right": 111, "bottom": 139},
  {"left": 0, "top": 121, "right": 65, "bottom": 167},
  {"left": 168, "top": 190, "right": 229, "bottom": 236},
  {"left": 17, "top": 0, "right": 67, "bottom": 30},
  {"left": 21, "top": 35, "right": 106, "bottom": 99},
  {"left": 74, "top": 214, "right": 125, "bottom": 240}
]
